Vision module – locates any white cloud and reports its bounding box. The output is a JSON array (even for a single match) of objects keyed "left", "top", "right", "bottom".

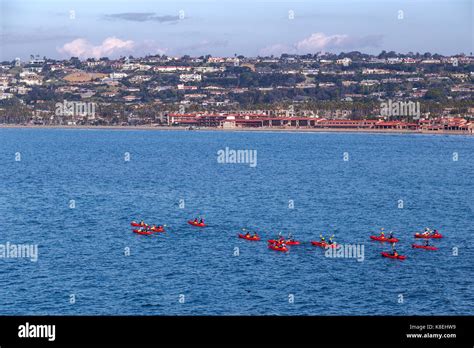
[
  {"left": 261, "top": 32, "right": 383, "bottom": 56},
  {"left": 296, "top": 33, "right": 351, "bottom": 52},
  {"left": 58, "top": 37, "right": 136, "bottom": 59}
]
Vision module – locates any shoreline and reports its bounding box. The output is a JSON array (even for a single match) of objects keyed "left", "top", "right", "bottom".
[{"left": 0, "top": 124, "right": 472, "bottom": 136}]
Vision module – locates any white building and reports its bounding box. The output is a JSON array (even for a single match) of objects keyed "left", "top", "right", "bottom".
[
  {"left": 153, "top": 66, "right": 192, "bottom": 73},
  {"left": 194, "top": 66, "right": 224, "bottom": 73},
  {"left": 179, "top": 73, "right": 202, "bottom": 82},
  {"left": 121, "top": 63, "right": 151, "bottom": 71},
  {"left": 207, "top": 57, "right": 226, "bottom": 63},
  {"left": 336, "top": 58, "right": 352, "bottom": 66},
  {"left": 362, "top": 68, "right": 390, "bottom": 75},
  {"left": 387, "top": 58, "right": 402, "bottom": 64},
  {"left": 421, "top": 59, "right": 442, "bottom": 64},
  {"left": 360, "top": 79, "right": 380, "bottom": 86},
  {"left": 0, "top": 92, "right": 13, "bottom": 100},
  {"left": 109, "top": 72, "right": 128, "bottom": 80},
  {"left": 19, "top": 71, "right": 42, "bottom": 85}
]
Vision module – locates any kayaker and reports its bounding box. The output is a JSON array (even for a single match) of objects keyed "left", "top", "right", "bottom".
[
  {"left": 392, "top": 249, "right": 399, "bottom": 257},
  {"left": 253, "top": 233, "right": 259, "bottom": 238},
  {"left": 245, "top": 231, "right": 251, "bottom": 237},
  {"left": 388, "top": 231, "right": 394, "bottom": 239},
  {"left": 328, "top": 235, "right": 335, "bottom": 245},
  {"left": 320, "top": 234, "right": 325, "bottom": 242},
  {"left": 432, "top": 229, "right": 439, "bottom": 236},
  {"left": 199, "top": 218, "right": 204, "bottom": 224},
  {"left": 193, "top": 218, "right": 198, "bottom": 223},
  {"left": 423, "top": 227, "right": 431, "bottom": 236},
  {"left": 379, "top": 228, "right": 385, "bottom": 237},
  {"left": 140, "top": 220, "right": 145, "bottom": 226}
]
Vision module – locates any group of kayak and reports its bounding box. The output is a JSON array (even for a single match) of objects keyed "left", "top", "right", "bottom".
[
  {"left": 267, "top": 233, "right": 303, "bottom": 252},
  {"left": 238, "top": 231, "right": 337, "bottom": 253},
  {"left": 370, "top": 227, "right": 443, "bottom": 260},
  {"left": 237, "top": 231, "right": 299, "bottom": 252},
  {"left": 131, "top": 218, "right": 206, "bottom": 235},
  {"left": 130, "top": 221, "right": 165, "bottom": 235},
  {"left": 131, "top": 220, "right": 443, "bottom": 261},
  {"left": 411, "top": 228, "right": 442, "bottom": 252}
]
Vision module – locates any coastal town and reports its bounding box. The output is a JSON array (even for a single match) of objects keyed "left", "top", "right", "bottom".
[{"left": 0, "top": 52, "right": 473, "bottom": 133}]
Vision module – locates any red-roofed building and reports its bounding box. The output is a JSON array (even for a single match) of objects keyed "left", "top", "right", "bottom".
[
  {"left": 374, "top": 121, "right": 418, "bottom": 130},
  {"left": 315, "top": 119, "right": 377, "bottom": 128},
  {"left": 167, "top": 113, "right": 472, "bottom": 133}
]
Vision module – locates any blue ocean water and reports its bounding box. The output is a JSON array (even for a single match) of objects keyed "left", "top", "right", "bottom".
[{"left": 0, "top": 128, "right": 473, "bottom": 315}]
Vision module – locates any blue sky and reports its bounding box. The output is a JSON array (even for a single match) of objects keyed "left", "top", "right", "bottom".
[{"left": 0, "top": 0, "right": 472, "bottom": 60}]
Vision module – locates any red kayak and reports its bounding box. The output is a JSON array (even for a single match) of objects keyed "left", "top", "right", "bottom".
[
  {"left": 188, "top": 220, "right": 206, "bottom": 228},
  {"left": 268, "top": 239, "right": 285, "bottom": 244},
  {"left": 381, "top": 252, "right": 406, "bottom": 260},
  {"left": 238, "top": 234, "right": 260, "bottom": 241},
  {"left": 311, "top": 241, "right": 337, "bottom": 248},
  {"left": 133, "top": 229, "right": 153, "bottom": 235},
  {"left": 412, "top": 244, "right": 438, "bottom": 250},
  {"left": 131, "top": 222, "right": 148, "bottom": 227},
  {"left": 370, "top": 235, "right": 399, "bottom": 243},
  {"left": 414, "top": 233, "right": 443, "bottom": 239},
  {"left": 268, "top": 243, "right": 288, "bottom": 252},
  {"left": 269, "top": 239, "right": 300, "bottom": 245}
]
